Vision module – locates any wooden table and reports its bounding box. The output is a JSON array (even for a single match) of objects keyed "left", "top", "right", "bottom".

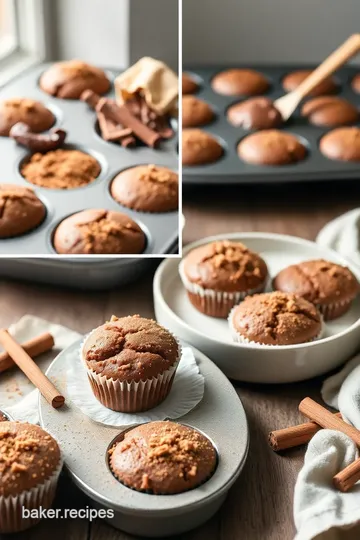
[{"left": 2, "top": 179, "right": 360, "bottom": 540}]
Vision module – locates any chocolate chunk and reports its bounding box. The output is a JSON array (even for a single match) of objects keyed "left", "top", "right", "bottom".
[{"left": 10, "top": 123, "right": 66, "bottom": 152}]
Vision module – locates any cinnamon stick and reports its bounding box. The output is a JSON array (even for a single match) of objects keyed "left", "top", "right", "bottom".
[
  {"left": 334, "top": 457, "right": 360, "bottom": 492},
  {"left": 269, "top": 412, "right": 343, "bottom": 451},
  {"left": 0, "top": 329, "right": 64, "bottom": 409},
  {"left": 299, "top": 397, "right": 360, "bottom": 446},
  {"left": 0, "top": 332, "right": 54, "bottom": 373}
]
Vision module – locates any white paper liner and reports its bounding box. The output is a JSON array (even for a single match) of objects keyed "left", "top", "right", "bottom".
[
  {"left": 179, "top": 258, "right": 267, "bottom": 314},
  {"left": 228, "top": 305, "right": 325, "bottom": 346},
  {"left": 316, "top": 298, "right": 353, "bottom": 321},
  {"left": 0, "top": 455, "right": 63, "bottom": 534},
  {"left": 67, "top": 346, "right": 204, "bottom": 426}
]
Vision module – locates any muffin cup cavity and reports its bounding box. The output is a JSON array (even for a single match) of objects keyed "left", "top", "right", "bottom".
[
  {"left": 80, "top": 331, "right": 182, "bottom": 413},
  {"left": 227, "top": 305, "right": 325, "bottom": 347},
  {"left": 179, "top": 259, "right": 267, "bottom": 318},
  {"left": 0, "top": 456, "right": 63, "bottom": 534}
]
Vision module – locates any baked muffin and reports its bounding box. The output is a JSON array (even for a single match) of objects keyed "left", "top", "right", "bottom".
[
  {"left": 301, "top": 97, "right": 358, "bottom": 127},
  {"left": 238, "top": 130, "right": 306, "bottom": 166},
  {"left": 182, "top": 129, "right": 223, "bottom": 166},
  {"left": 182, "top": 96, "right": 214, "bottom": 128},
  {"left": 182, "top": 73, "right": 199, "bottom": 95},
  {"left": 227, "top": 97, "right": 283, "bottom": 130},
  {"left": 282, "top": 70, "right": 338, "bottom": 96},
  {"left": 110, "top": 164, "right": 178, "bottom": 213},
  {"left": 273, "top": 259, "right": 359, "bottom": 320},
  {"left": 0, "top": 98, "right": 55, "bottom": 137},
  {"left": 212, "top": 69, "right": 269, "bottom": 96},
  {"left": 82, "top": 315, "right": 180, "bottom": 412},
  {"left": 109, "top": 421, "right": 217, "bottom": 494},
  {"left": 40, "top": 60, "right": 110, "bottom": 99},
  {"left": 53, "top": 209, "right": 145, "bottom": 255},
  {"left": 21, "top": 149, "right": 101, "bottom": 189},
  {"left": 320, "top": 127, "right": 360, "bottom": 162},
  {"left": 351, "top": 74, "right": 360, "bottom": 94},
  {"left": 0, "top": 184, "right": 46, "bottom": 238},
  {"left": 0, "top": 422, "right": 61, "bottom": 534},
  {"left": 229, "top": 292, "right": 322, "bottom": 346},
  {"left": 179, "top": 240, "right": 268, "bottom": 318}
]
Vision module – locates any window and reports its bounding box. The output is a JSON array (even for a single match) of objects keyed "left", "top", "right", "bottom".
[{"left": 0, "top": 0, "right": 47, "bottom": 86}]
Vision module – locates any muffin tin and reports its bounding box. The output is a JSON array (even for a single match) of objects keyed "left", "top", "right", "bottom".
[
  {"left": 39, "top": 338, "right": 249, "bottom": 537},
  {"left": 154, "top": 232, "right": 360, "bottom": 383},
  {"left": 182, "top": 65, "right": 360, "bottom": 184},
  {"left": 0, "top": 63, "right": 178, "bottom": 255}
]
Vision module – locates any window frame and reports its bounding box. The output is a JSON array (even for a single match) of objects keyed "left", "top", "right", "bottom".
[{"left": 0, "top": 0, "right": 47, "bottom": 87}]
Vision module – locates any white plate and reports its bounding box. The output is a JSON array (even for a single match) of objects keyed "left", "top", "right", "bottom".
[{"left": 153, "top": 232, "right": 360, "bottom": 383}]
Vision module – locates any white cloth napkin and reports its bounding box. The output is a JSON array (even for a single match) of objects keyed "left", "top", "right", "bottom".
[
  {"left": 294, "top": 353, "right": 360, "bottom": 539},
  {"left": 0, "top": 315, "right": 81, "bottom": 423},
  {"left": 316, "top": 209, "right": 360, "bottom": 268}
]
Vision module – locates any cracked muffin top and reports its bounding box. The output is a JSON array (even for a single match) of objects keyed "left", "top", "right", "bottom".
[
  {"left": 182, "top": 240, "right": 268, "bottom": 293},
  {"left": 0, "top": 422, "right": 61, "bottom": 497},
  {"left": 21, "top": 149, "right": 101, "bottom": 190},
  {"left": 0, "top": 98, "right": 55, "bottom": 136},
  {"left": 0, "top": 184, "right": 46, "bottom": 239},
  {"left": 110, "top": 164, "right": 178, "bottom": 213},
  {"left": 109, "top": 421, "right": 217, "bottom": 494},
  {"left": 82, "top": 315, "right": 179, "bottom": 381},
  {"left": 40, "top": 60, "right": 110, "bottom": 99},
  {"left": 53, "top": 209, "right": 146, "bottom": 255},
  {"left": 273, "top": 259, "right": 359, "bottom": 306},
  {"left": 230, "top": 291, "right": 322, "bottom": 346}
]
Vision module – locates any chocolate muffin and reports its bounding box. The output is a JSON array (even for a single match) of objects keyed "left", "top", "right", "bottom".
[
  {"left": 82, "top": 315, "right": 180, "bottom": 412},
  {"left": 182, "top": 129, "right": 223, "bottom": 166},
  {"left": 320, "top": 127, "right": 360, "bottom": 161},
  {"left": 351, "top": 74, "right": 360, "bottom": 94},
  {"left": 182, "top": 96, "right": 214, "bottom": 128},
  {"left": 53, "top": 209, "right": 145, "bottom": 255},
  {"left": 238, "top": 130, "right": 306, "bottom": 166},
  {"left": 227, "top": 97, "right": 283, "bottom": 130},
  {"left": 273, "top": 259, "right": 359, "bottom": 320},
  {"left": 0, "top": 422, "right": 61, "bottom": 534},
  {"left": 0, "top": 98, "right": 55, "bottom": 137},
  {"left": 21, "top": 149, "right": 101, "bottom": 189},
  {"left": 111, "top": 164, "right": 178, "bottom": 213},
  {"left": 109, "top": 421, "right": 217, "bottom": 494},
  {"left": 179, "top": 240, "right": 268, "bottom": 318},
  {"left": 229, "top": 292, "right": 322, "bottom": 346},
  {"left": 212, "top": 69, "right": 269, "bottom": 96},
  {"left": 0, "top": 184, "right": 46, "bottom": 238},
  {"left": 282, "top": 70, "right": 338, "bottom": 96},
  {"left": 40, "top": 60, "right": 110, "bottom": 99},
  {"left": 301, "top": 97, "right": 358, "bottom": 127},
  {"left": 182, "top": 73, "right": 199, "bottom": 95}
]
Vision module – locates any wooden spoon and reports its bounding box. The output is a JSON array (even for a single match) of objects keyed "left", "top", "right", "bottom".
[{"left": 275, "top": 34, "right": 360, "bottom": 121}]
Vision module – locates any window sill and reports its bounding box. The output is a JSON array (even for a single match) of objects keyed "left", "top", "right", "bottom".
[{"left": 0, "top": 49, "right": 40, "bottom": 87}]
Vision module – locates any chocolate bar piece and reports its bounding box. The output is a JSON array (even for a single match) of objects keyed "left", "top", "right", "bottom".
[{"left": 10, "top": 123, "right": 67, "bottom": 152}]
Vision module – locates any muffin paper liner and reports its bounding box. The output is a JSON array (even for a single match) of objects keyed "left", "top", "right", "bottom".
[
  {"left": 66, "top": 335, "right": 204, "bottom": 426},
  {"left": 228, "top": 305, "right": 325, "bottom": 347},
  {"left": 316, "top": 298, "right": 353, "bottom": 321},
  {"left": 0, "top": 455, "right": 63, "bottom": 534},
  {"left": 179, "top": 259, "right": 267, "bottom": 318}
]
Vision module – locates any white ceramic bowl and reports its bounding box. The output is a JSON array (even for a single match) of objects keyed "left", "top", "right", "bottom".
[{"left": 153, "top": 232, "right": 360, "bottom": 383}]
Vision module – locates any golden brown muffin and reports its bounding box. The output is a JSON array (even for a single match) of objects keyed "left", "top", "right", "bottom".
[
  {"left": 282, "top": 70, "right": 338, "bottom": 96},
  {"left": 0, "top": 184, "right": 46, "bottom": 238},
  {"left": 182, "top": 96, "right": 214, "bottom": 128},
  {"left": 40, "top": 60, "right": 110, "bottom": 99},
  {"left": 320, "top": 127, "right": 360, "bottom": 161},
  {"left": 182, "top": 129, "right": 223, "bottom": 166},
  {"left": 301, "top": 97, "right": 358, "bottom": 127},
  {"left": 229, "top": 292, "right": 322, "bottom": 345},
  {"left": 273, "top": 259, "right": 359, "bottom": 320},
  {"left": 111, "top": 165, "right": 178, "bottom": 213},
  {"left": 182, "top": 73, "right": 199, "bottom": 95},
  {"left": 212, "top": 69, "right": 269, "bottom": 96},
  {"left": 53, "top": 209, "right": 146, "bottom": 255},
  {"left": 21, "top": 149, "right": 101, "bottom": 189},
  {"left": 238, "top": 130, "right": 306, "bottom": 166},
  {"left": 227, "top": 97, "right": 283, "bottom": 130},
  {"left": 109, "top": 421, "right": 217, "bottom": 494},
  {"left": 0, "top": 98, "right": 55, "bottom": 137}
]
